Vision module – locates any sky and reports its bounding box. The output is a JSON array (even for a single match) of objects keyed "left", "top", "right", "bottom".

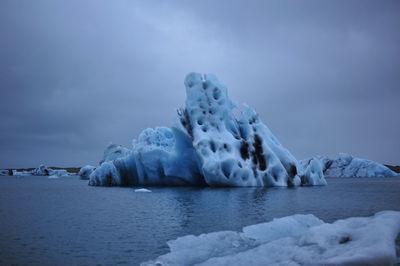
[{"left": 0, "top": 0, "right": 399, "bottom": 168}]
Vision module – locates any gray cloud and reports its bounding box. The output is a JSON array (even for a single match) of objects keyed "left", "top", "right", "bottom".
[{"left": 0, "top": 0, "right": 399, "bottom": 168}]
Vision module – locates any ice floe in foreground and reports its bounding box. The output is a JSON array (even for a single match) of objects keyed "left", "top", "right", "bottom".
[
  {"left": 142, "top": 211, "right": 400, "bottom": 266},
  {"left": 301, "top": 153, "right": 399, "bottom": 178},
  {"left": 86, "top": 73, "right": 326, "bottom": 187}
]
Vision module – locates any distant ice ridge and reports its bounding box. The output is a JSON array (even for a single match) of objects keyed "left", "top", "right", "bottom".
[
  {"left": 301, "top": 153, "right": 399, "bottom": 178},
  {"left": 86, "top": 73, "right": 326, "bottom": 187},
  {"left": 142, "top": 211, "right": 400, "bottom": 266},
  {"left": 11, "top": 165, "right": 73, "bottom": 177}
]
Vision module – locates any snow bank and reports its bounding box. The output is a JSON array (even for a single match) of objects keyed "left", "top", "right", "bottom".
[
  {"left": 88, "top": 73, "right": 326, "bottom": 187},
  {"left": 142, "top": 211, "right": 400, "bottom": 266},
  {"left": 301, "top": 153, "right": 399, "bottom": 178}
]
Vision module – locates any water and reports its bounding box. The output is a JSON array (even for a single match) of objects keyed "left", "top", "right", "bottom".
[{"left": 0, "top": 175, "right": 399, "bottom": 265}]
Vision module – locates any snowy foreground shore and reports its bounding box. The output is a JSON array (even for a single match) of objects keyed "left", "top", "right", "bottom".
[{"left": 142, "top": 211, "right": 400, "bottom": 266}]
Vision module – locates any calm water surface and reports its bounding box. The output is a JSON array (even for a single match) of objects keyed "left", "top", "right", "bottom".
[{"left": 0, "top": 175, "right": 399, "bottom": 265}]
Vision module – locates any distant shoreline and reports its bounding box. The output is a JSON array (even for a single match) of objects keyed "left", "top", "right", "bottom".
[
  {"left": 3, "top": 164, "right": 400, "bottom": 175},
  {"left": 385, "top": 165, "right": 400, "bottom": 173}
]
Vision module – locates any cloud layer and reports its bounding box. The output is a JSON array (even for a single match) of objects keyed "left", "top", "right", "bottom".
[{"left": 0, "top": 0, "right": 399, "bottom": 167}]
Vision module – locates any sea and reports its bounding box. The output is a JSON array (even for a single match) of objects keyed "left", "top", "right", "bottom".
[{"left": 0, "top": 175, "right": 399, "bottom": 265}]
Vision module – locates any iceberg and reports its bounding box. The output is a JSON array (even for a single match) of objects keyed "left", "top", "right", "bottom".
[
  {"left": 301, "top": 153, "right": 399, "bottom": 178},
  {"left": 142, "top": 211, "right": 400, "bottom": 266},
  {"left": 12, "top": 170, "right": 32, "bottom": 176},
  {"left": 33, "top": 165, "right": 72, "bottom": 177},
  {"left": 12, "top": 165, "right": 73, "bottom": 177},
  {"left": 86, "top": 73, "right": 326, "bottom": 187}
]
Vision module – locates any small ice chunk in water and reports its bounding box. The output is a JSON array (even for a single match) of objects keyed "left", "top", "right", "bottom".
[{"left": 134, "top": 188, "right": 152, "bottom": 193}]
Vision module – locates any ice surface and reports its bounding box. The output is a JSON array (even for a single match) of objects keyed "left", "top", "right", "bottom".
[
  {"left": 301, "top": 157, "right": 327, "bottom": 185},
  {"left": 99, "top": 143, "right": 131, "bottom": 164},
  {"left": 142, "top": 211, "right": 400, "bottom": 266},
  {"left": 134, "top": 188, "right": 152, "bottom": 192},
  {"left": 78, "top": 165, "right": 96, "bottom": 180},
  {"left": 88, "top": 73, "right": 327, "bottom": 187},
  {"left": 89, "top": 127, "right": 203, "bottom": 186},
  {"left": 301, "top": 153, "right": 399, "bottom": 178},
  {"left": 133, "top": 127, "right": 203, "bottom": 186},
  {"left": 178, "top": 73, "right": 305, "bottom": 186}
]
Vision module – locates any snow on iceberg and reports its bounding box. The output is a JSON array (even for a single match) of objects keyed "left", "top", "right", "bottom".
[
  {"left": 87, "top": 73, "right": 326, "bottom": 187},
  {"left": 301, "top": 153, "right": 399, "bottom": 178},
  {"left": 142, "top": 211, "right": 400, "bottom": 266}
]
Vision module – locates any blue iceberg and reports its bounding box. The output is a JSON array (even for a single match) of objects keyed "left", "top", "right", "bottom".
[{"left": 85, "top": 73, "right": 326, "bottom": 187}]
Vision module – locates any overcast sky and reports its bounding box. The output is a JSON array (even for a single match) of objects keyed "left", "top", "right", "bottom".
[{"left": 0, "top": 0, "right": 399, "bottom": 168}]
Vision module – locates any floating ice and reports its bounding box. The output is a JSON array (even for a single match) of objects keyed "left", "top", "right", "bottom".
[
  {"left": 12, "top": 165, "right": 73, "bottom": 177},
  {"left": 0, "top": 169, "right": 9, "bottom": 176},
  {"left": 142, "top": 211, "right": 400, "bottom": 266},
  {"left": 134, "top": 188, "right": 152, "bottom": 193},
  {"left": 87, "top": 73, "right": 327, "bottom": 187},
  {"left": 301, "top": 153, "right": 399, "bottom": 178},
  {"left": 12, "top": 170, "right": 32, "bottom": 176}
]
